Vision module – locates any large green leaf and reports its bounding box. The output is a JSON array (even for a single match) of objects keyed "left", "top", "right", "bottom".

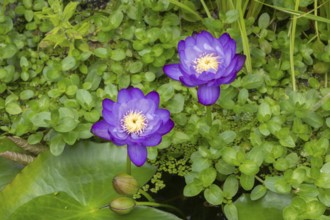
[
  {"left": 0, "top": 158, "right": 22, "bottom": 191},
  {"left": 0, "top": 141, "right": 180, "bottom": 220},
  {"left": 235, "top": 191, "right": 292, "bottom": 220}
]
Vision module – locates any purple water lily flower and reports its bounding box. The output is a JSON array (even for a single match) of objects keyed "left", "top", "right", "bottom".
[
  {"left": 91, "top": 87, "right": 174, "bottom": 167},
  {"left": 164, "top": 31, "right": 246, "bottom": 105}
]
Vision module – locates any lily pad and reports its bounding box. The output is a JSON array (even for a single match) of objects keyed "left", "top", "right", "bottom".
[
  {"left": 0, "top": 141, "right": 181, "bottom": 220},
  {"left": 235, "top": 191, "right": 292, "bottom": 220}
]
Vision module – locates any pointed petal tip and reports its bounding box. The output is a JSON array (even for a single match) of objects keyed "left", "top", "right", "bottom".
[
  {"left": 128, "top": 144, "right": 147, "bottom": 167},
  {"left": 197, "top": 85, "right": 221, "bottom": 106},
  {"left": 91, "top": 120, "right": 112, "bottom": 140},
  {"left": 163, "top": 64, "right": 182, "bottom": 81}
]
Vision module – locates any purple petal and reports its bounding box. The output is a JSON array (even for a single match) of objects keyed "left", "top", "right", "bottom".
[
  {"left": 129, "top": 87, "right": 145, "bottom": 99},
  {"left": 146, "top": 91, "right": 160, "bottom": 107},
  {"left": 196, "top": 32, "right": 214, "bottom": 51},
  {"left": 117, "top": 89, "right": 132, "bottom": 103},
  {"left": 91, "top": 120, "right": 111, "bottom": 140},
  {"left": 178, "top": 40, "right": 186, "bottom": 52},
  {"left": 184, "top": 46, "right": 202, "bottom": 62},
  {"left": 184, "top": 35, "right": 196, "bottom": 48},
  {"left": 218, "top": 72, "right": 237, "bottom": 84},
  {"left": 163, "top": 64, "right": 183, "bottom": 81},
  {"left": 110, "top": 127, "right": 129, "bottom": 139},
  {"left": 102, "top": 99, "right": 115, "bottom": 111},
  {"left": 219, "top": 33, "right": 236, "bottom": 64},
  {"left": 217, "top": 54, "right": 245, "bottom": 80},
  {"left": 118, "top": 88, "right": 144, "bottom": 103},
  {"left": 133, "top": 98, "right": 156, "bottom": 114},
  {"left": 197, "top": 85, "right": 220, "bottom": 106},
  {"left": 234, "top": 54, "right": 246, "bottom": 72},
  {"left": 199, "top": 31, "right": 215, "bottom": 43},
  {"left": 140, "top": 117, "right": 162, "bottom": 136},
  {"left": 197, "top": 71, "right": 218, "bottom": 81},
  {"left": 128, "top": 144, "right": 147, "bottom": 167},
  {"left": 218, "top": 55, "right": 240, "bottom": 78},
  {"left": 156, "top": 109, "right": 170, "bottom": 121},
  {"left": 138, "top": 116, "right": 161, "bottom": 136},
  {"left": 158, "top": 119, "right": 174, "bottom": 135},
  {"left": 102, "top": 108, "right": 117, "bottom": 126},
  {"left": 179, "top": 76, "right": 199, "bottom": 87},
  {"left": 219, "top": 33, "right": 231, "bottom": 45},
  {"left": 143, "top": 134, "right": 162, "bottom": 146}
]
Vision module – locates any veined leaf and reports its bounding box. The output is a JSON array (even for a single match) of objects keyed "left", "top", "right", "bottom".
[{"left": 0, "top": 142, "right": 179, "bottom": 220}]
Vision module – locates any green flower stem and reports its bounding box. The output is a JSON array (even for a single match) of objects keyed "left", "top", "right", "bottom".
[
  {"left": 126, "top": 152, "right": 131, "bottom": 175},
  {"left": 314, "top": 0, "right": 320, "bottom": 40},
  {"left": 138, "top": 189, "right": 155, "bottom": 202},
  {"left": 289, "top": 0, "right": 300, "bottom": 92},
  {"left": 312, "top": 92, "right": 330, "bottom": 111},
  {"left": 136, "top": 201, "right": 185, "bottom": 219},
  {"left": 237, "top": 0, "right": 252, "bottom": 74},
  {"left": 168, "top": 0, "right": 202, "bottom": 20},
  {"left": 255, "top": 175, "right": 264, "bottom": 183},
  {"left": 201, "top": 0, "right": 212, "bottom": 19},
  {"left": 325, "top": 73, "right": 328, "bottom": 88},
  {"left": 205, "top": 106, "right": 212, "bottom": 126}
]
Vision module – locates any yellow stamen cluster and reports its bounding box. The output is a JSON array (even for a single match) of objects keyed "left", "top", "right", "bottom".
[
  {"left": 193, "top": 53, "right": 220, "bottom": 74},
  {"left": 121, "top": 110, "right": 147, "bottom": 135}
]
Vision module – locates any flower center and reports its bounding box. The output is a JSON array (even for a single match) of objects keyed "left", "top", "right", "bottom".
[
  {"left": 121, "top": 110, "right": 148, "bottom": 135},
  {"left": 193, "top": 53, "right": 220, "bottom": 75}
]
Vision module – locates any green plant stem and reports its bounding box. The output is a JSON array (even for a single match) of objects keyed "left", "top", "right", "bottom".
[
  {"left": 314, "top": 0, "right": 320, "bottom": 40},
  {"left": 168, "top": 0, "right": 202, "bottom": 20},
  {"left": 326, "top": 73, "right": 328, "bottom": 88},
  {"left": 126, "top": 152, "right": 131, "bottom": 175},
  {"left": 255, "top": 175, "right": 264, "bottom": 183},
  {"left": 237, "top": 0, "right": 252, "bottom": 74},
  {"left": 138, "top": 189, "right": 155, "bottom": 202},
  {"left": 205, "top": 106, "right": 212, "bottom": 126},
  {"left": 312, "top": 92, "right": 330, "bottom": 111},
  {"left": 200, "top": 0, "right": 212, "bottom": 19},
  {"left": 289, "top": 0, "right": 300, "bottom": 92},
  {"left": 136, "top": 201, "right": 185, "bottom": 219}
]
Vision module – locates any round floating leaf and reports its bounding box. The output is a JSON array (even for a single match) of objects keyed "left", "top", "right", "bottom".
[
  {"left": 224, "top": 203, "right": 238, "bottom": 220},
  {"left": 200, "top": 167, "right": 217, "bottom": 188},
  {"left": 223, "top": 175, "right": 239, "bottom": 199},
  {"left": 5, "top": 102, "right": 22, "bottom": 115},
  {"left": 235, "top": 191, "right": 292, "bottom": 220},
  {"left": 167, "top": 94, "right": 184, "bottom": 114},
  {"left": 204, "top": 184, "right": 223, "bottom": 205},
  {"left": 183, "top": 180, "right": 203, "bottom": 197},
  {"left": 239, "top": 160, "right": 259, "bottom": 176},
  {"left": 30, "top": 112, "right": 51, "bottom": 127},
  {"left": 111, "top": 49, "right": 126, "bottom": 61},
  {"left": 94, "top": 48, "right": 108, "bottom": 58},
  {"left": 240, "top": 174, "right": 255, "bottom": 191},
  {"left": 0, "top": 142, "right": 175, "bottom": 220},
  {"left": 19, "top": 89, "right": 34, "bottom": 100},
  {"left": 220, "top": 130, "right": 237, "bottom": 144},
  {"left": 157, "top": 83, "right": 174, "bottom": 102},
  {"left": 0, "top": 158, "right": 22, "bottom": 191},
  {"left": 258, "top": 13, "right": 270, "bottom": 29},
  {"left": 0, "top": 17, "right": 13, "bottom": 35},
  {"left": 250, "top": 185, "right": 267, "bottom": 201},
  {"left": 24, "top": 10, "right": 34, "bottom": 22},
  {"left": 27, "top": 132, "right": 43, "bottom": 145},
  {"left": 49, "top": 134, "right": 66, "bottom": 156},
  {"left": 62, "top": 56, "right": 76, "bottom": 71},
  {"left": 76, "top": 89, "right": 94, "bottom": 110}
]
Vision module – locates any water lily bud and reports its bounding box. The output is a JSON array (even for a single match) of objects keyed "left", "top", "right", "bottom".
[
  {"left": 110, "top": 197, "right": 136, "bottom": 215},
  {"left": 112, "top": 173, "right": 139, "bottom": 195}
]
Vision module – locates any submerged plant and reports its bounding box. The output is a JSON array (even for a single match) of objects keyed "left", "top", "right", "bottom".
[
  {"left": 91, "top": 87, "right": 174, "bottom": 166},
  {"left": 164, "top": 31, "right": 246, "bottom": 105}
]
